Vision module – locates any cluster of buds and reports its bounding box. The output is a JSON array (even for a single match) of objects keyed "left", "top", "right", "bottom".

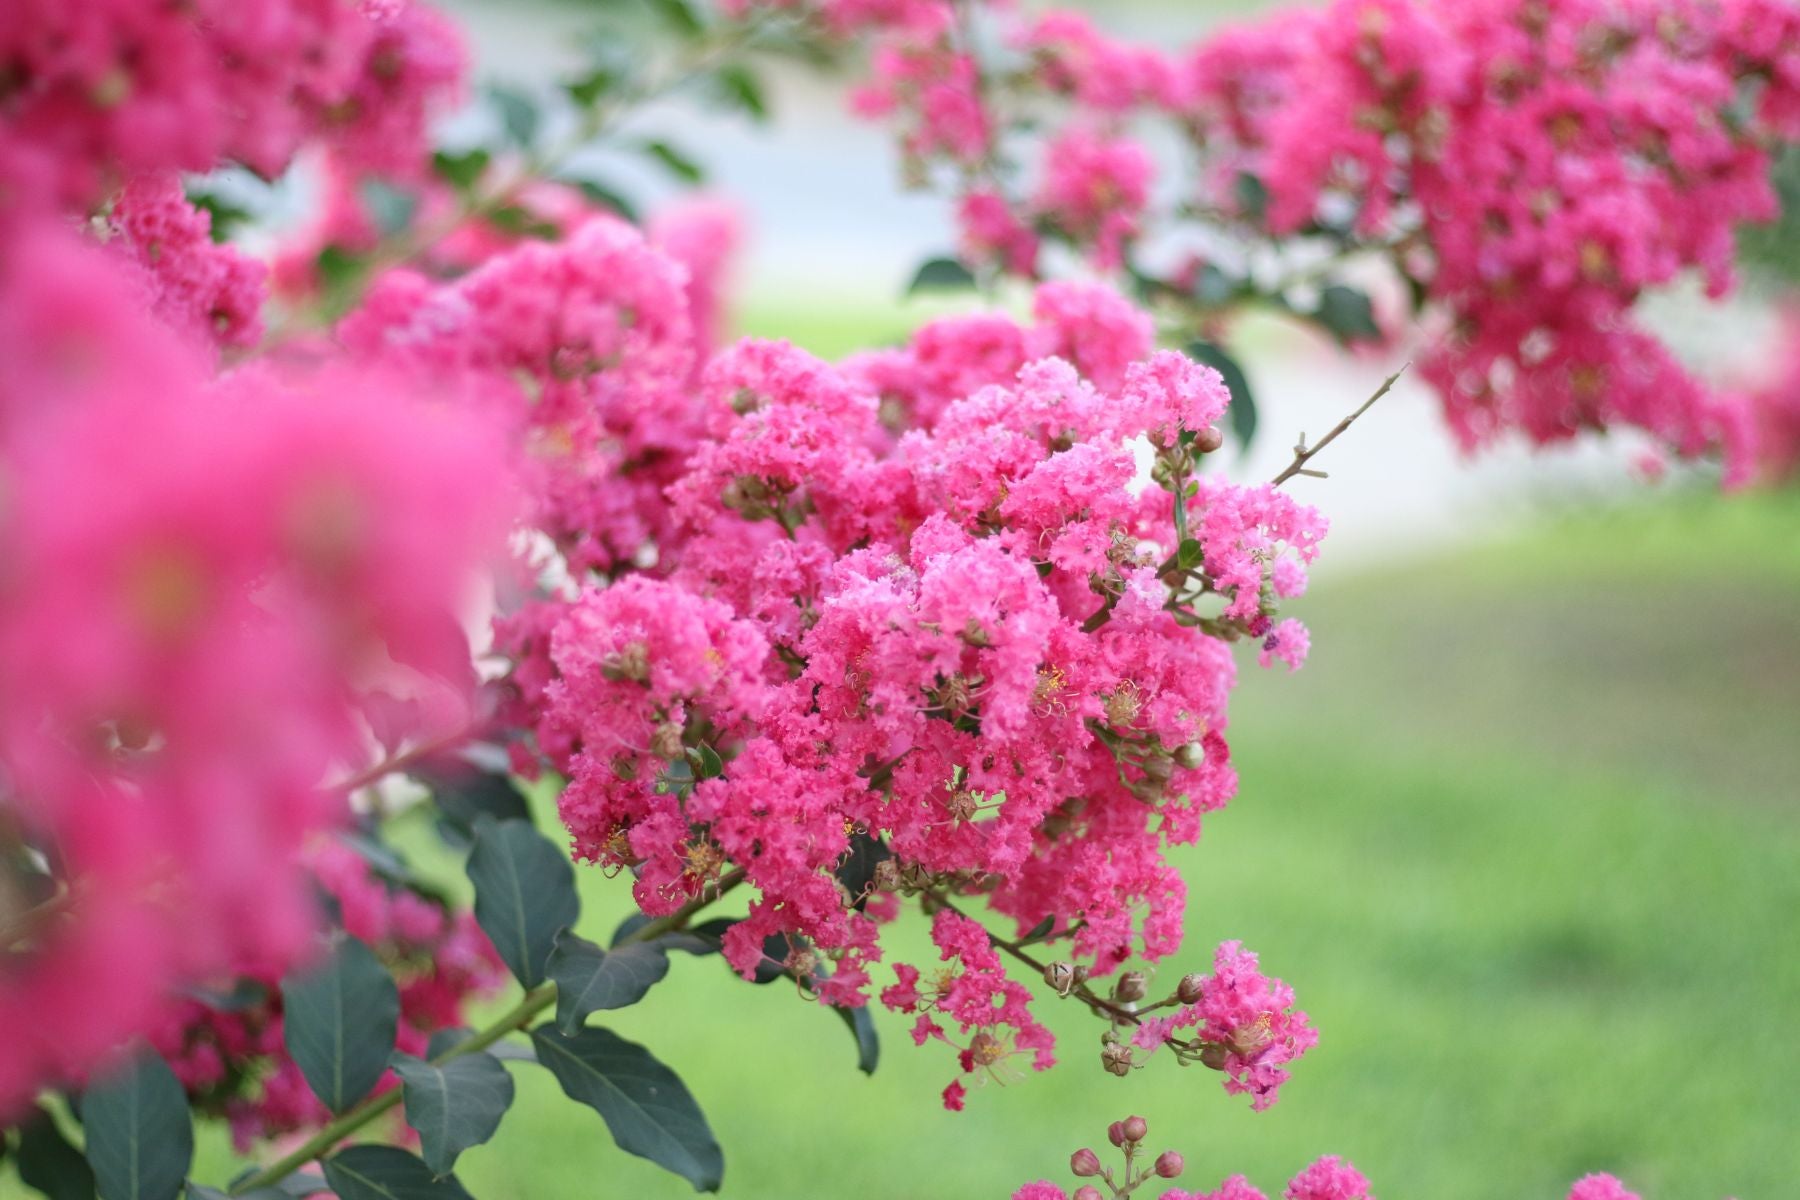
[{"left": 1065, "top": 1115, "right": 1184, "bottom": 1200}]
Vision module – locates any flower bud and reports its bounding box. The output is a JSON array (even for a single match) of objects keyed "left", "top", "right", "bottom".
[
  {"left": 1106, "top": 1120, "right": 1127, "bottom": 1147},
  {"left": 1194, "top": 424, "right": 1225, "bottom": 454},
  {"left": 1070, "top": 1149, "right": 1102, "bottom": 1177},
  {"left": 1176, "top": 972, "right": 1206, "bottom": 1004},
  {"left": 650, "top": 721, "right": 685, "bottom": 760},
  {"left": 1075, "top": 1189, "right": 1104, "bottom": 1200},
  {"left": 1121, "top": 1115, "right": 1148, "bottom": 1144},
  {"left": 1174, "top": 741, "right": 1206, "bottom": 770},
  {"left": 1114, "top": 971, "right": 1148, "bottom": 1002},
  {"left": 1116, "top": 964, "right": 1144, "bottom": 1007},
  {"left": 1154, "top": 1151, "right": 1184, "bottom": 1179},
  {"left": 1102, "top": 1043, "right": 1133, "bottom": 1077},
  {"left": 1198, "top": 1041, "right": 1230, "bottom": 1071},
  {"left": 1044, "top": 961, "right": 1078, "bottom": 997}
]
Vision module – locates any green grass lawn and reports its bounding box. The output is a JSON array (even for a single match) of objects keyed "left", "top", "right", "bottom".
[{"left": 13, "top": 485, "right": 1794, "bottom": 1200}]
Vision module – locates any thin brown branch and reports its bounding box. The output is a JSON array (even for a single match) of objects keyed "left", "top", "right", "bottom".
[{"left": 1271, "top": 364, "right": 1407, "bottom": 487}]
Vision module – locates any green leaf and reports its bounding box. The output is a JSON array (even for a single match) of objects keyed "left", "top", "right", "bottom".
[
  {"left": 830, "top": 1005, "right": 880, "bottom": 1076},
  {"left": 1312, "top": 284, "right": 1382, "bottom": 346},
  {"left": 487, "top": 86, "right": 540, "bottom": 149},
  {"left": 431, "top": 148, "right": 491, "bottom": 194},
  {"left": 905, "top": 256, "right": 976, "bottom": 297},
  {"left": 184, "top": 191, "right": 254, "bottom": 244},
  {"left": 562, "top": 176, "right": 638, "bottom": 222},
  {"left": 563, "top": 66, "right": 618, "bottom": 109},
  {"left": 484, "top": 204, "right": 561, "bottom": 240},
  {"left": 15, "top": 1107, "right": 95, "bottom": 1200},
  {"left": 466, "top": 817, "right": 581, "bottom": 989},
  {"left": 706, "top": 64, "right": 768, "bottom": 123},
  {"left": 833, "top": 831, "right": 891, "bottom": 912},
  {"left": 1176, "top": 537, "right": 1204, "bottom": 571},
  {"left": 83, "top": 1050, "right": 192, "bottom": 1200},
  {"left": 391, "top": 1052, "right": 515, "bottom": 1177},
  {"left": 528, "top": 1025, "right": 724, "bottom": 1192},
  {"left": 1185, "top": 340, "right": 1257, "bottom": 451},
  {"left": 686, "top": 744, "right": 723, "bottom": 781},
  {"left": 639, "top": 140, "right": 705, "bottom": 185},
  {"left": 643, "top": 0, "right": 704, "bottom": 39},
  {"left": 547, "top": 933, "right": 671, "bottom": 1033},
  {"left": 1234, "top": 173, "right": 1269, "bottom": 223},
  {"left": 334, "top": 829, "right": 449, "bottom": 904},
  {"left": 321, "top": 1146, "right": 471, "bottom": 1200},
  {"left": 281, "top": 935, "right": 401, "bottom": 1114}
]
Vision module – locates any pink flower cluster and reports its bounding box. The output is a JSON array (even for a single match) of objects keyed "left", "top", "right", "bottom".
[
  {"left": 1131, "top": 941, "right": 1317, "bottom": 1111},
  {"left": 151, "top": 844, "right": 506, "bottom": 1149},
  {"left": 0, "top": 223, "right": 513, "bottom": 1116},
  {"left": 461, "top": 205, "right": 1328, "bottom": 1099},
  {"left": 0, "top": 0, "right": 501, "bottom": 1111},
  {"left": 0, "top": 0, "right": 462, "bottom": 213},
  {"left": 754, "top": 0, "right": 1800, "bottom": 484}
]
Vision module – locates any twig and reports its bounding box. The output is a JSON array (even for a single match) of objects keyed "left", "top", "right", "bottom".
[{"left": 1271, "top": 364, "right": 1407, "bottom": 487}]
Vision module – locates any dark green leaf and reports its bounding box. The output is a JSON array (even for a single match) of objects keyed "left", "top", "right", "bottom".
[
  {"left": 562, "top": 176, "right": 638, "bottom": 222},
  {"left": 83, "top": 1049, "right": 192, "bottom": 1200},
  {"left": 563, "top": 66, "right": 618, "bottom": 109},
  {"left": 391, "top": 1053, "right": 515, "bottom": 1176},
  {"left": 643, "top": 0, "right": 704, "bottom": 39},
  {"left": 548, "top": 933, "right": 670, "bottom": 1033},
  {"left": 180, "top": 978, "right": 268, "bottom": 1012},
  {"left": 529, "top": 1025, "right": 723, "bottom": 1192},
  {"left": 685, "top": 744, "right": 723, "bottom": 781},
  {"left": 1018, "top": 915, "right": 1056, "bottom": 945},
  {"left": 486, "top": 204, "right": 561, "bottom": 239},
  {"left": 830, "top": 1004, "right": 879, "bottom": 1075},
  {"left": 639, "top": 140, "right": 705, "bottom": 185},
  {"left": 334, "top": 829, "right": 448, "bottom": 904},
  {"left": 906, "top": 256, "right": 976, "bottom": 297},
  {"left": 487, "top": 86, "right": 539, "bottom": 149},
  {"left": 314, "top": 244, "right": 366, "bottom": 298},
  {"left": 466, "top": 817, "right": 581, "bottom": 989},
  {"left": 184, "top": 191, "right": 253, "bottom": 244},
  {"left": 1176, "top": 538, "right": 1204, "bottom": 571},
  {"left": 431, "top": 148, "right": 491, "bottom": 194},
  {"left": 1234, "top": 173, "right": 1269, "bottom": 223},
  {"left": 15, "top": 1107, "right": 95, "bottom": 1200},
  {"left": 611, "top": 912, "right": 729, "bottom": 956},
  {"left": 832, "top": 831, "right": 891, "bottom": 911},
  {"left": 1186, "top": 340, "right": 1257, "bottom": 450},
  {"left": 281, "top": 935, "right": 401, "bottom": 1114},
  {"left": 706, "top": 65, "right": 768, "bottom": 123},
  {"left": 1312, "top": 284, "right": 1382, "bottom": 346},
  {"left": 321, "top": 1146, "right": 471, "bottom": 1200}
]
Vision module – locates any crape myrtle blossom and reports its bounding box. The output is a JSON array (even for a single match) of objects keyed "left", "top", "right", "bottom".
[
  {"left": 746, "top": 0, "right": 1800, "bottom": 486},
  {"left": 468, "top": 195, "right": 1327, "bottom": 1103},
  {"left": 0, "top": 221, "right": 514, "bottom": 1116},
  {"left": 0, "top": 0, "right": 463, "bottom": 216}
]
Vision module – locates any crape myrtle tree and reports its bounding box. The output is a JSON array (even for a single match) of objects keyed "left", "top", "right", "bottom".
[{"left": 0, "top": 1, "right": 1794, "bottom": 1198}]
